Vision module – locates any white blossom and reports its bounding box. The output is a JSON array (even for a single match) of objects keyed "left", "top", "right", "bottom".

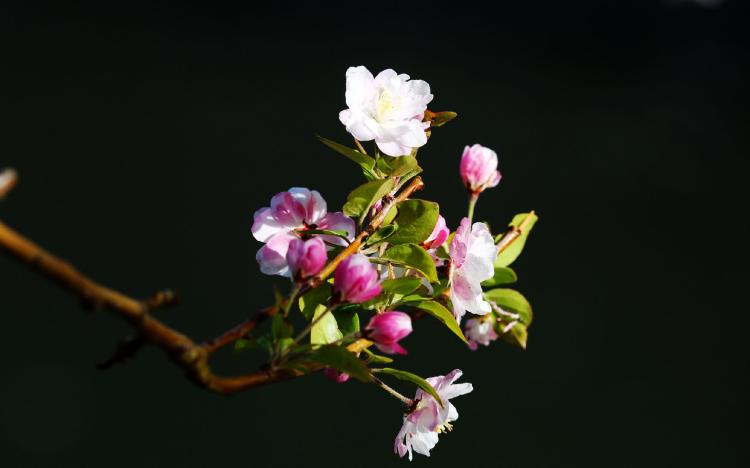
[{"left": 339, "top": 66, "right": 433, "bottom": 157}]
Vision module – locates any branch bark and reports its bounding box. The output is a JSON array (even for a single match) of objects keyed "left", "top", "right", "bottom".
[{"left": 0, "top": 175, "right": 425, "bottom": 395}]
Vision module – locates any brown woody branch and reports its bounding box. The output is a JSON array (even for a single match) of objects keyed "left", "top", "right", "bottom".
[{"left": 0, "top": 174, "right": 424, "bottom": 395}]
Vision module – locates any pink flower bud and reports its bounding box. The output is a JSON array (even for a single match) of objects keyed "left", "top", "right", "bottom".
[
  {"left": 459, "top": 144, "right": 501, "bottom": 194},
  {"left": 323, "top": 367, "right": 350, "bottom": 384},
  {"left": 333, "top": 253, "right": 382, "bottom": 303},
  {"left": 366, "top": 311, "right": 413, "bottom": 355},
  {"left": 285, "top": 237, "right": 327, "bottom": 280},
  {"left": 422, "top": 215, "right": 449, "bottom": 250}
]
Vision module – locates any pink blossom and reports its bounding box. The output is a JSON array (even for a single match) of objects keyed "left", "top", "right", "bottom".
[
  {"left": 422, "top": 215, "right": 449, "bottom": 250},
  {"left": 394, "top": 369, "right": 473, "bottom": 460},
  {"left": 323, "top": 368, "right": 350, "bottom": 384},
  {"left": 460, "top": 144, "right": 501, "bottom": 194},
  {"left": 252, "top": 188, "right": 354, "bottom": 277},
  {"left": 366, "top": 311, "right": 413, "bottom": 355},
  {"left": 333, "top": 253, "right": 382, "bottom": 303},
  {"left": 286, "top": 237, "right": 327, "bottom": 280},
  {"left": 464, "top": 315, "right": 499, "bottom": 350},
  {"left": 449, "top": 217, "right": 496, "bottom": 322}
]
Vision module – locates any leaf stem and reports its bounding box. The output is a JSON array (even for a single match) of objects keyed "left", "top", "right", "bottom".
[
  {"left": 283, "top": 283, "right": 302, "bottom": 317},
  {"left": 372, "top": 375, "right": 414, "bottom": 406},
  {"left": 354, "top": 139, "right": 368, "bottom": 156}
]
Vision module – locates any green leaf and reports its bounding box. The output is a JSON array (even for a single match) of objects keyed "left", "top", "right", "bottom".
[
  {"left": 332, "top": 307, "right": 360, "bottom": 335},
  {"left": 308, "top": 345, "right": 372, "bottom": 382},
  {"left": 233, "top": 338, "right": 256, "bottom": 353},
  {"left": 413, "top": 300, "right": 468, "bottom": 344},
  {"left": 299, "top": 229, "right": 352, "bottom": 243},
  {"left": 376, "top": 155, "right": 422, "bottom": 178},
  {"left": 381, "top": 244, "right": 438, "bottom": 283},
  {"left": 481, "top": 267, "right": 518, "bottom": 287},
  {"left": 271, "top": 314, "right": 294, "bottom": 340},
  {"left": 381, "top": 277, "right": 423, "bottom": 297},
  {"left": 495, "top": 212, "right": 538, "bottom": 268},
  {"left": 383, "top": 204, "right": 398, "bottom": 225},
  {"left": 483, "top": 288, "right": 533, "bottom": 326},
  {"left": 365, "top": 224, "right": 397, "bottom": 247},
  {"left": 311, "top": 306, "right": 342, "bottom": 345},
  {"left": 372, "top": 368, "right": 443, "bottom": 407},
  {"left": 426, "top": 110, "right": 458, "bottom": 127},
  {"left": 317, "top": 135, "right": 376, "bottom": 171},
  {"left": 343, "top": 178, "right": 396, "bottom": 224},
  {"left": 362, "top": 348, "right": 393, "bottom": 364},
  {"left": 298, "top": 284, "right": 332, "bottom": 321},
  {"left": 498, "top": 322, "right": 529, "bottom": 349},
  {"left": 386, "top": 200, "right": 439, "bottom": 245}
]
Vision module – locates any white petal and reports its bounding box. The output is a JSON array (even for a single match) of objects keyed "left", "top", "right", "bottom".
[
  {"left": 255, "top": 233, "right": 295, "bottom": 277},
  {"left": 375, "top": 138, "right": 412, "bottom": 157},
  {"left": 251, "top": 207, "right": 286, "bottom": 242},
  {"left": 345, "top": 66, "right": 376, "bottom": 112}
]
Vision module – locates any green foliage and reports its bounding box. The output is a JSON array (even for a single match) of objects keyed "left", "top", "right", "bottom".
[
  {"left": 317, "top": 135, "right": 377, "bottom": 179},
  {"left": 376, "top": 155, "right": 421, "bottom": 178},
  {"left": 386, "top": 199, "right": 439, "bottom": 245},
  {"left": 482, "top": 267, "right": 518, "bottom": 287},
  {"left": 298, "top": 284, "right": 332, "bottom": 321},
  {"left": 372, "top": 368, "right": 443, "bottom": 407},
  {"left": 362, "top": 348, "right": 394, "bottom": 364},
  {"left": 332, "top": 306, "right": 360, "bottom": 335},
  {"left": 311, "top": 306, "right": 342, "bottom": 345},
  {"left": 381, "top": 244, "right": 438, "bottom": 283},
  {"left": 495, "top": 212, "right": 538, "bottom": 268},
  {"left": 483, "top": 288, "right": 533, "bottom": 326},
  {"left": 499, "top": 322, "right": 529, "bottom": 349},
  {"left": 364, "top": 224, "right": 397, "bottom": 247},
  {"left": 484, "top": 287, "right": 533, "bottom": 350},
  {"left": 381, "top": 277, "right": 423, "bottom": 297},
  {"left": 308, "top": 345, "right": 372, "bottom": 382},
  {"left": 272, "top": 314, "right": 294, "bottom": 340},
  {"left": 301, "top": 229, "right": 352, "bottom": 243},
  {"left": 343, "top": 178, "right": 396, "bottom": 224},
  {"left": 412, "top": 300, "right": 468, "bottom": 344}
]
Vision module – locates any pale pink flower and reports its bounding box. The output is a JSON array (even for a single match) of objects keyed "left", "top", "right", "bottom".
[
  {"left": 464, "top": 315, "right": 499, "bottom": 350},
  {"left": 333, "top": 254, "right": 382, "bottom": 303},
  {"left": 394, "top": 369, "right": 473, "bottom": 460},
  {"left": 449, "top": 217, "right": 496, "bottom": 322},
  {"left": 252, "top": 188, "right": 354, "bottom": 277},
  {"left": 339, "top": 66, "right": 433, "bottom": 157},
  {"left": 460, "top": 144, "right": 501, "bottom": 194},
  {"left": 366, "top": 311, "right": 413, "bottom": 355},
  {"left": 286, "top": 237, "right": 327, "bottom": 280}
]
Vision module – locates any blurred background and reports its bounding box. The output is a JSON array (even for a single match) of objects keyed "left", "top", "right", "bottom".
[{"left": 1, "top": 1, "right": 748, "bottom": 466}]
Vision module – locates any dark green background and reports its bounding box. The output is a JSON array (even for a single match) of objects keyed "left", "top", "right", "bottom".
[{"left": 1, "top": 1, "right": 747, "bottom": 466}]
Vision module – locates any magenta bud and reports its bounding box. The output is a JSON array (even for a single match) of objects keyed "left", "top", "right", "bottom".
[
  {"left": 323, "top": 367, "right": 350, "bottom": 384},
  {"left": 422, "top": 215, "right": 449, "bottom": 250},
  {"left": 366, "top": 311, "right": 413, "bottom": 355},
  {"left": 286, "top": 237, "right": 327, "bottom": 280},
  {"left": 333, "top": 253, "right": 382, "bottom": 303},
  {"left": 460, "top": 144, "right": 501, "bottom": 194}
]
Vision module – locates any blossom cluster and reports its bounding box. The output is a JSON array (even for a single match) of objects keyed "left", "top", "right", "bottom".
[{"left": 246, "top": 66, "right": 537, "bottom": 460}]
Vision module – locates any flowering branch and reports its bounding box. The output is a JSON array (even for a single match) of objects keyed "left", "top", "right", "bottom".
[{"left": 2, "top": 65, "right": 539, "bottom": 460}]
